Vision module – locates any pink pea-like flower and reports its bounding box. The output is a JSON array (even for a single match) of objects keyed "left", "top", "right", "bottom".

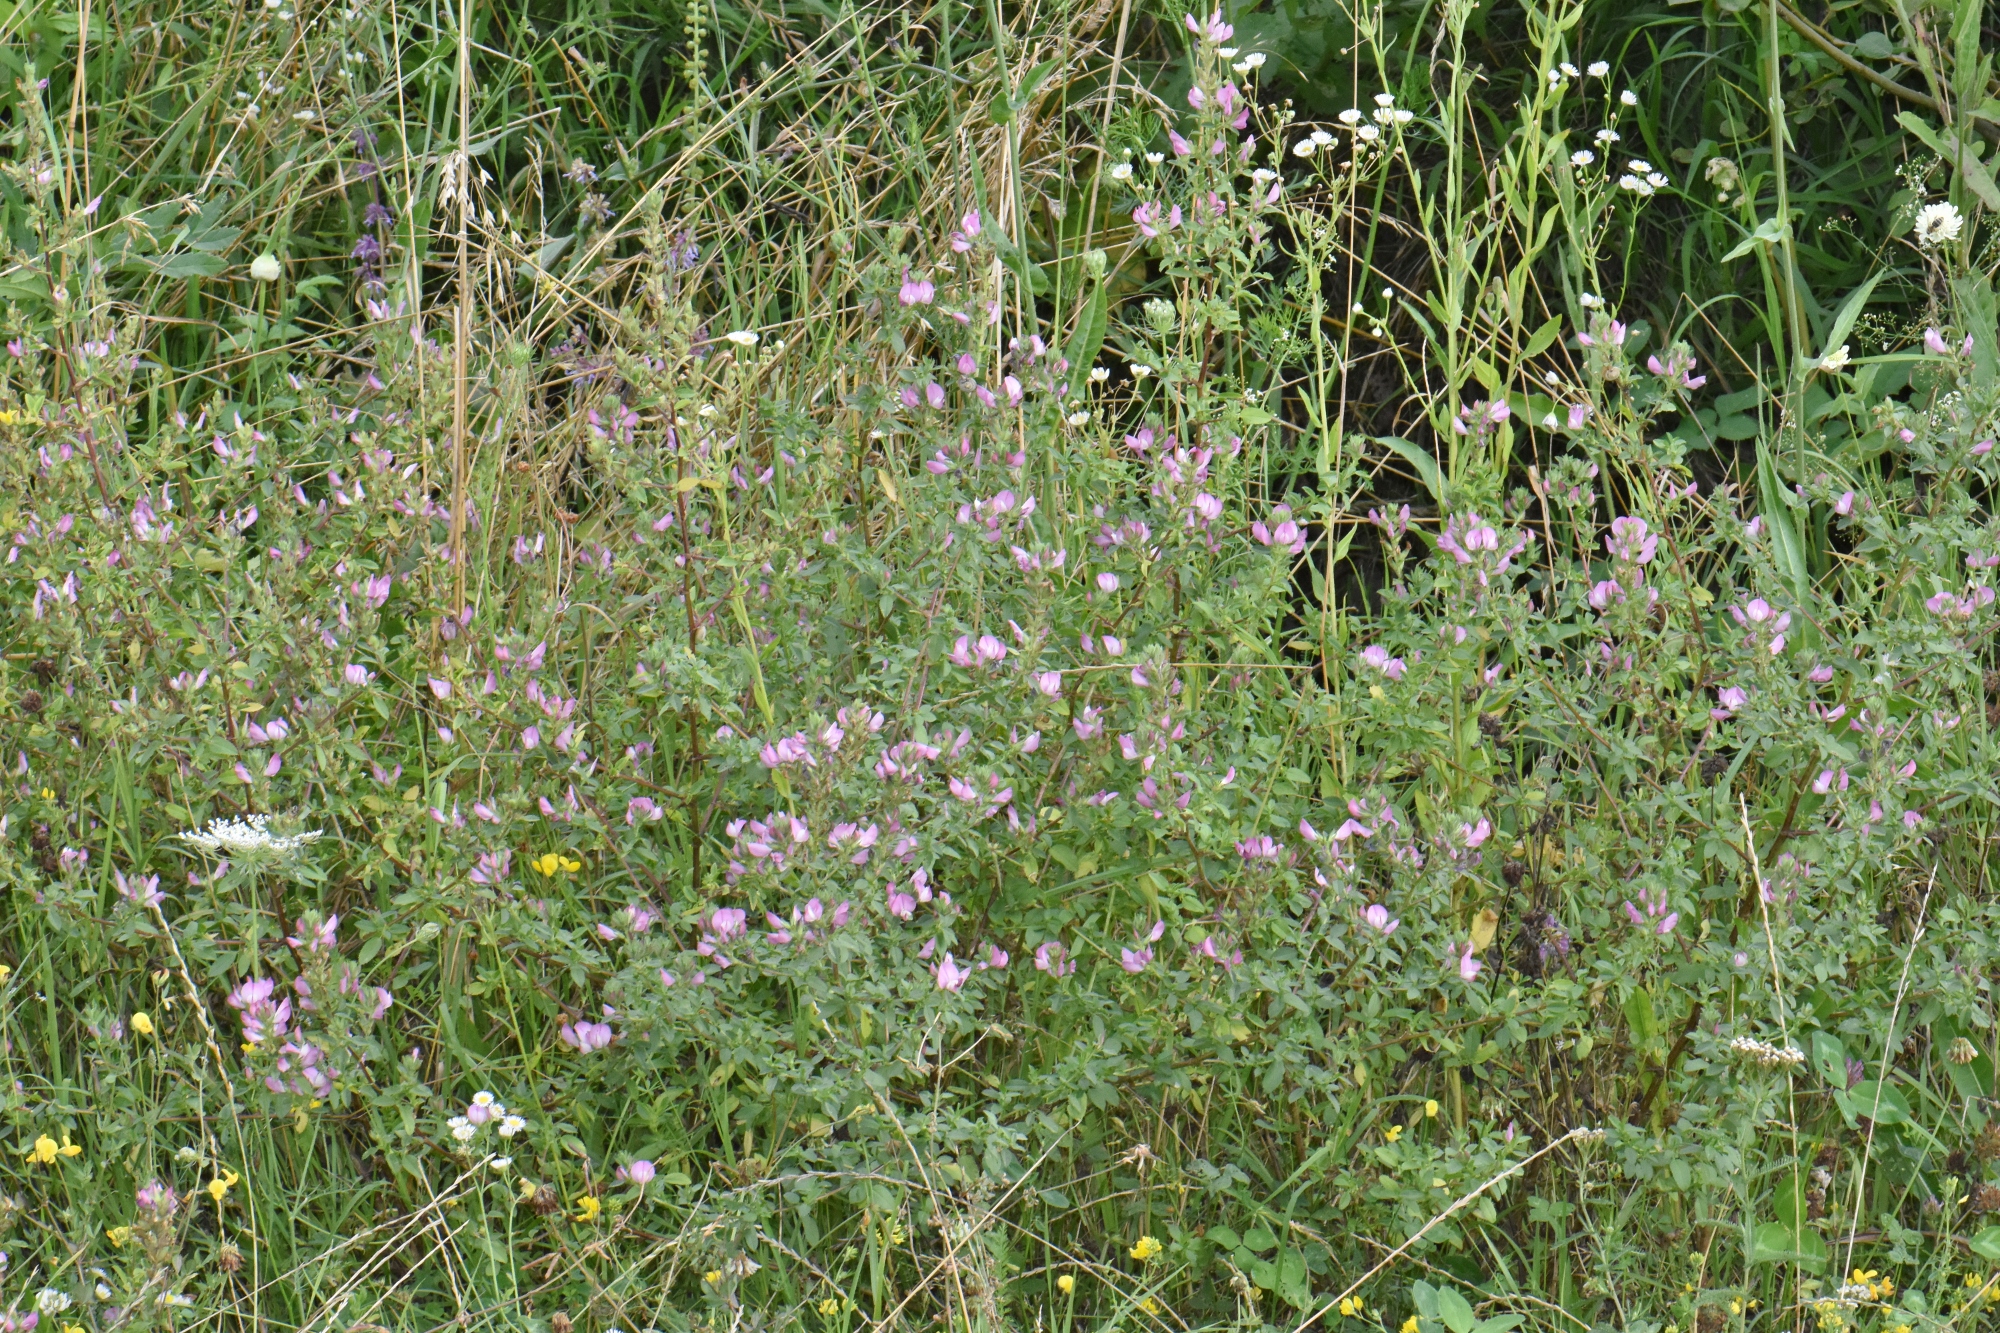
[
  {"left": 1361, "top": 904, "right": 1399, "bottom": 935},
  {"left": 934, "top": 952, "right": 971, "bottom": 991}
]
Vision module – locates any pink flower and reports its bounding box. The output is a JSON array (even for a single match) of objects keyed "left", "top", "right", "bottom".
[
  {"left": 559, "top": 1019, "right": 614, "bottom": 1051},
  {"left": 1034, "top": 939, "right": 1076, "bottom": 976},
  {"left": 1604, "top": 515, "right": 1656, "bottom": 565},
  {"left": 710, "top": 907, "right": 748, "bottom": 940},
  {"left": 1358, "top": 644, "right": 1406, "bottom": 680},
  {"left": 1457, "top": 944, "right": 1482, "bottom": 981},
  {"left": 1924, "top": 327, "right": 1951, "bottom": 355},
  {"left": 1452, "top": 399, "right": 1511, "bottom": 437},
  {"left": 343, "top": 663, "right": 374, "bottom": 686},
  {"left": 899, "top": 270, "right": 935, "bottom": 306},
  {"left": 934, "top": 952, "right": 972, "bottom": 991},
  {"left": 1035, "top": 670, "right": 1062, "bottom": 697},
  {"left": 1169, "top": 130, "right": 1193, "bottom": 157},
  {"left": 620, "top": 1159, "right": 656, "bottom": 1187},
  {"left": 1361, "top": 904, "right": 1399, "bottom": 934},
  {"left": 983, "top": 944, "right": 1009, "bottom": 969},
  {"left": 1250, "top": 506, "right": 1306, "bottom": 553},
  {"left": 950, "top": 209, "right": 983, "bottom": 252},
  {"left": 626, "top": 796, "right": 663, "bottom": 824},
  {"left": 1119, "top": 946, "right": 1153, "bottom": 973}
]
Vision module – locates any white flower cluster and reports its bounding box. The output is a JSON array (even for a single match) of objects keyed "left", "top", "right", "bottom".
[
  {"left": 1915, "top": 201, "right": 1963, "bottom": 248},
  {"left": 179, "top": 814, "right": 323, "bottom": 855},
  {"left": 1728, "top": 1035, "right": 1805, "bottom": 1067},
  {"left": 1618, "top": 160, "right": 1670, "bottom": 196},
  {"left": 447, "top": 1090, "right": 528, "bottom": 1144}
]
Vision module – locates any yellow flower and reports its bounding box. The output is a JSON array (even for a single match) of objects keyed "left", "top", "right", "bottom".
[
  {"left": 703, "top": 1270, "right": 724, "bottom": 1285},
  {"left": 63, "top": 1325, "right": 83, "bottom": 1333},
  {"left": 0, "top": 411, "right": 17, "bottom": 426},
  {"left": 1139, "top": 1297, "right": 1160, "bottom": 1315},
  {"left": 574, "top": 1193, "right": 601, "bottom": 1222},
  {"left": 1384, "top": 1124, "right": 1404, "bottom": 1143},
  {"left": 1969, "top": 1275, "right": 1985, "bottom": 1289},
  {"left": 131, "top": 1012, "right": 155, "bottom": 1036},
  {"left": 817, "top": 1298, "right": 840, "bottom": 1316},
  {"left": 106, "top": 1226, "right": 131, "bottom": 1248},
  {"left": 518, "top": 1178, "right": 539, "bottom": 1202},
  {"left": 1057, "top": 1274, "right": 1076, "bottom": 1294},
  {"left": 1339, "top": 1297, "right": 1366, "bottom": 1317},
  {"left": 1729, "top": 1300, "right": 1743, "bottom": 1315},
  {"left": 0, "top": 964, "right": 11, "bottom": 983},
  {"left": 1402, "top": 1320, "right": 1419, "bottom": 1333},
  {"left": 1424, "top": 1099, "right": 1439, "bottom": 1118},
  {"left": 39, "top": 788, "right": 54, "bottom": 800},
  {"left": 1131, "top": 1235, "right": 1162, "bottom": 1262},
  {"left": 208, "top": 1168, "right": 240, "bottom": 1202},
  {"left": 531, "top": 853, "right": 583, "bottom": 876},
  {"left": 25, "top": 1131, "right": 83, "bottom": 1164}
]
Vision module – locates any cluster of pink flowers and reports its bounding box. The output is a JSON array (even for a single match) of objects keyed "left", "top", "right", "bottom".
[
  {"left": 1436, "top": 512, "right": 1529, "bottom": 587},
  {"left": 1728, "top": 598, "right": 1791, "bottom": 655},
  {"left": 1623, "top": 888, "right": 1679, "bottom": 936},
  {"left": 724, "top": 813, "right": 811, "bottom": 881},
  {"left": 1250, "top": 505, "right": 1306, "bottom": 554}
]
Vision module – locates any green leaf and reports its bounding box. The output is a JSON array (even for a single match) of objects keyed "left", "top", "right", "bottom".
[
  {"left": 1722, "top": 215, "right": 1791, "bottom": 262},
  {"left": 1521, "top": 316, "right": 1562, "bottom": 360},
  {"left": 1817, "top": 272, "right": 1883, "bottom": 363},
  {"left": 1969, "top": 1226, "right": 2000, "bottom": 1261},
  {"left": 1436, "top": 1285, "right": 1477, "bottom": 1333},
  {"left": 1755, "top": 444, "right": 1812, "bottom": 611},
  {"left": 143, "top": 252, "right": 227, "bottom": 279},
  {"left": 1241, "top": 1224, "right": 1278, "bottom": 1253},
  {"left": 1376, "top": 436, "right": 1445, "bottom": 506},
  {"left": 1750, "top": 1221, "right": 1827, "bottom": 1269},
  {"left": 1846, "top": 1080, "right": 1912, "bottom": 1124},
  {"left": 1064, "top": 280, "right": 1109, "bottom": 383},
  {"left": 1811, "top": 1030, "right": 1849, "bottom": 1089}
]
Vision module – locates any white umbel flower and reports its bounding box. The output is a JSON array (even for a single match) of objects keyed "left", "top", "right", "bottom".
[
  {"left": 1914, "top": 201, "right": 1963, "bottom": 248},
  {"left": 179, "top": 814, "right": 323, "bottom": 855}
]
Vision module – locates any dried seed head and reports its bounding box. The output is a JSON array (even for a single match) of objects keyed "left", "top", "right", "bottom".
[
  {"left": 531, "top": 1185, "right": 562, "bottom": 1216},
  {"left": 217, "top": 1242, "right": 244, "bottom": 1273},
  {"left": 1950, "top": 1036, "right": 1980, "bottom": 1065}
]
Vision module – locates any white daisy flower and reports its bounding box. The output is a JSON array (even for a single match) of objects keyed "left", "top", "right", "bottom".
[
  {"left": 1620, "top": 89, "right": 1639, "bottom": 106},
  {"left": 1914, "top": 201, "right": 1964, "bottom": 248},
  {"left": 1571, "top": 150, "right": 1595, "bottom": 167},
  {"left": 1587, "top": 60, "right": 1609, "bottom": 76}
]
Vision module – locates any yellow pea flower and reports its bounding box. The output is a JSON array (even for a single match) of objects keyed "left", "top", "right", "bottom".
[
  {"left": 1130, "top": 1235, "right": 1162, "bottom": 1262},
  {"left": 574, "top": 1193, "right": 601, "bottom": 1222},
  {"left": 1057, "top": 1274, "right": 1076, "bottom": 1294},
  {"left": 703, "top": 1270, "right": 724, "bottom": 1285},
  {"left": 1338, "top": 1297, "right": 1360, "bottom": 1317},
  {"left": 131, "top": 1012, "right": 155, "bottom": 1036},
  {"left": 1402, "top": 1319, "right": 1420, "bottom": 1333},
  {"left": 518, "top": 1178, "right": 539, "bottom": 1202},
  {"left": 817, "top": 1298, "right": 840, "bottom": 1316},
  {"left": 1139, "top": 1297, "right": 1160, "bottom": 1315},
  {"left": 106, "top": 1226, "right": 132, "bottom": 1248},
  {"left": 1384, "top": 1124, "right": 1404, "bottom": 1143},
  {"left": 0, "top": 964, "right": 11, "bottom": 983},
  {"left": 26, "top": 1131, "right": 83, "bottom": 1164},
  {"left": 1424, "top": 1099, "right": 1439, "bottom": 1118},
  {"left": 560, "top": 855, "right": 581, "bottom": 872},
  {"left": 208, "top": 1168, "right": 240, "bottom": 1202}
]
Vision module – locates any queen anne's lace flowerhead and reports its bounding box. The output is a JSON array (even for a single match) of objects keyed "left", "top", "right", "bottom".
[{"left": 179, "top": 815, "right": 323, "bottom": 856}]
